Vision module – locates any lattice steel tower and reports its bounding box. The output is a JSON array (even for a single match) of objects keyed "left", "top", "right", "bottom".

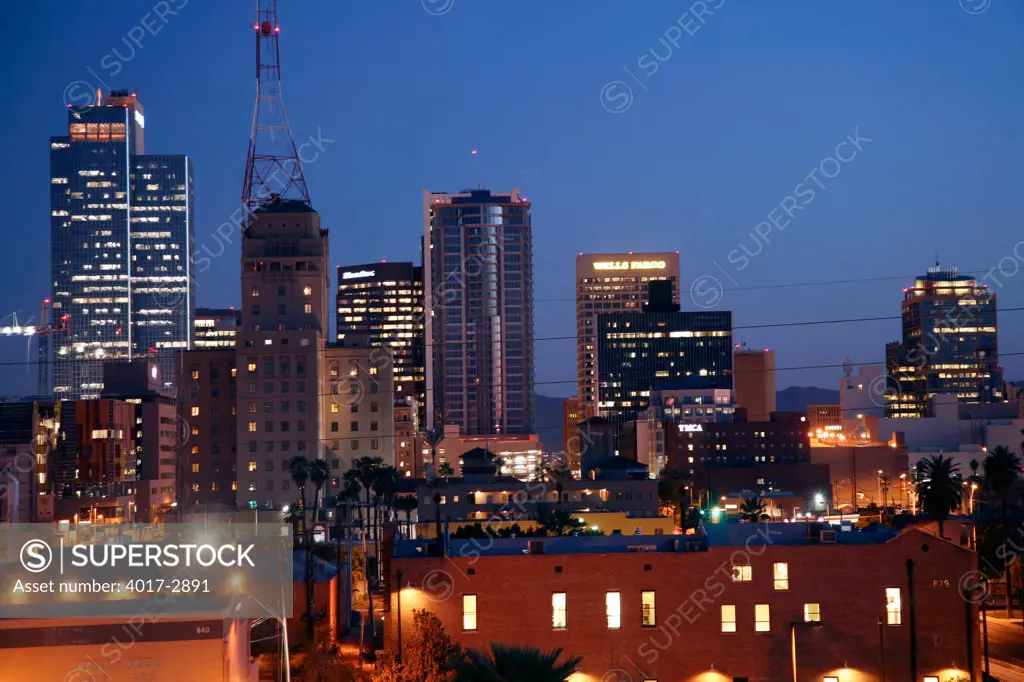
[{"left": 242, "top": 0, "right": 311, "bottom": 212}]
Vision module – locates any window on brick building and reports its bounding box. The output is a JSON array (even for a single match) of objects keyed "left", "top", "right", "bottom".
[
  {"left": 721, "top": 605, "right": 736, "bottom": 633},
  {"left": 754, "top": 604, "right": 770, "bottom": 632},
  {"left": 463, "top": 595, "right": 477, "bottom": 631},
  {"left": 641, "top": 591, "right": 656, "bottom": 627},
  {"left": 804, "top": 603, "right": 820, "bottom": 622},
  {"left": 773, "top": 562, "right": 789, "bottom": 590},
  {"left": 885, "top": 588, "right": 902, "bottom": 625},
  {"left": 248, "top": 421, "right": 256, "bottom": 433},
  {"left": 605, "top": 592, "right": 621, "bottom": 629},
  {"left": 191, "top": 463, "right": 199, "bottom": 473},
  {"left": 190, "top": 406, "right": 199, "bottom": 417},
  {"left": 731, "top": 565, "right": 752, "bottom": 582},
  {"left": 552, "top": 593, "right": 566, "bottom": 629}
]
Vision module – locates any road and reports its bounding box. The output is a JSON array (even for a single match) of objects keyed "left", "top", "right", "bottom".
[{"left": 986, "top": 615, "right": 1024, "bottom": 681}]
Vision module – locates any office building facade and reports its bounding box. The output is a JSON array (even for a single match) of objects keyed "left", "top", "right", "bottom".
[
  {"left": 596, "top": 282, "right": 732, "bottom": 422},
  {"left": 423, "top": 189, "right": 534, "bottom": 435},
  {"left": 576, "top": 252, "right": 680, "bottom": 411},
  {"left": 194, "top": 308, "right": 242, "bottom": 349},
  {"left": 885, "top": 264, "right": 1003, "bottom": 418},
  {"left": 336, "top": 261, "right": 425, "bottom": 423},
  {"left": 50, "top": 90, "right": 194, "bottom": 400}
]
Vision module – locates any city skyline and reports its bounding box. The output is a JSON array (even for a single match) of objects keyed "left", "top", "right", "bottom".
[{"left": 4, "top": 2, "right": 1024, "bottom": 401}]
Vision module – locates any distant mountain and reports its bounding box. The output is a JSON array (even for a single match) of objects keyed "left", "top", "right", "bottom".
[
  {"left": 536, "top": 394, "right": 565, "bottom": 451},
  {"left": 776, "top": 386, "right": 840, "bottom": 412}
]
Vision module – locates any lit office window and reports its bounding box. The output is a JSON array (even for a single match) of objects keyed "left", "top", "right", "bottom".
[
  {"left": 606, "top": 592, "right": 621, "bottom": 629},
  {"left": 552, "top": 593, "right": 567, "bottom": 629},
  {"left": 804, "top": 603, "right": 821, "bottom": 622},
  {"left": 190, "top": 406, "right": 199, "bottom": 417},
  {"left": 755, "top": 604, "right": 770, "bottom": 632},
  {"left": 731, "top": 565, "right": 752, "bottom": 582},
  {"left": 721, "top": 605, "right": 736, "bottom": 633},
  {"left": 885, "top": 588, "right": 902, "bottom": 625},
  {"left": 463, "top": 595, "right": 477, "bottom": 631},
  {"left": 641, "top": 591, "right": 656, "bottom": 627},
  {"left": 773, "top": 562, "right": 789, "bottom": 590}
]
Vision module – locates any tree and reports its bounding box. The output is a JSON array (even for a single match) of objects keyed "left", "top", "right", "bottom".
[
  {"left": 437, "top": 462, "right": 455, "bottom": 478},
  {"left": 658, "top": 470, "right": 691, "bottom": 528},
  {"left": 542, "top": 509, "right": 585, "bottom": 536},
  {"left": 424, "top": 424, "right": 446, "bottom": 475},
  {"left": 393, "top": 496, "right": 419, "bottom": 537},
  {"left": 373, "top": 609, "right": 460, "bottom": 682},
  {"left": 450, "top": 643, "right": 582, "bottom": 682},
  {"left": 288, "top": 456, "right": 312, "bottom": 530},
  {"left": 915, "top": 455, "right": 964, "bottom": 540},
  {"left": 739, "top": 496, "right": 769, "bottom": 523},
  {"left": 984, "top": 445, "right": 1022, "bottom": 617},
  {"left": 426, "top": 476, "right": 447, "bottom": 545}
]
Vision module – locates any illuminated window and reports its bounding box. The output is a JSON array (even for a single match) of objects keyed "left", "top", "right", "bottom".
[
  {"left": 248, "top": 421, "right": 257, "bottom": 433},
  {"left": 191, "top": 445, "right": 199, "bottom": 455},
  {"left": 773, "top": 562, "right": 789, "bottom": 590},
  {"left": 606, "top": 592, "right": 621, "bottom": 629},
  {"left": 463, "top": 595, "right": 477, "bottom": 631},
  {"left": 923, "top": 678, "right": 939, "bottom": 682},
  {"left": 331, "top": 403, "right": 339, "bottom": 414},
  {"left": 248, "top": 461, "right": 257, "bottom": 472},
  {"left": 552, "top": 592, "right": 566, "bottom": 629},
  {"left": 191, "top": 463, "right": 199, "bottom": 473},
  {"left": 754, "top": 604, "right": 770, "bottom": 632},
  {"left": 248, "top": 362, "right": 257, "bottom": 373},
  {"left": 251, "top": 286, "right": 260, "bottom": 297},
  {"left": 885, "top": 588, "right": 902, "bottom": 625},
  {"left": 641, "top": 590, "right": 656, "bottom": 627},
  {"left": 190, "top": 406, "right": 199, "bottom": 417},
  {"left": 304, "top": 304, "right": 312, "bottom": 314},
  {"left": 804, "top": 603, "right": 820, "bottom": 622},
  {"left": 303, "top": 286, "right": 312, "bottom": 296},
  {"left": 191, "top": 369, "right": 200, "bottom": 380},
  {"left": 731, "top": 565, "right": 752, "bottom": 582},
  {"left": 824, "top": 678, "right": 839, "bottom": 682},
  {"left": 721, "top": 605, "right": 736, "bottom": 633}
]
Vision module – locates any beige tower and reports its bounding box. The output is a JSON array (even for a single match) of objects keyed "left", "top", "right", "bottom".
[
  {"left": 733, "top": 349, "right": 776, "bottom": 422},
  {"left": 235, "top": 198, "right": 330, "bottom": 510}
]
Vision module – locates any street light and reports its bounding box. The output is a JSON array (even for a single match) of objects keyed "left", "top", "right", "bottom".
[{"left": 791, "top": 620, "right": 824, "bottom": 682}]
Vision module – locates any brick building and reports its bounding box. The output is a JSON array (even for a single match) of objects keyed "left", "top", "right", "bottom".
[{"left": 385, "top": 525, "right": 980, "bottom": 681}]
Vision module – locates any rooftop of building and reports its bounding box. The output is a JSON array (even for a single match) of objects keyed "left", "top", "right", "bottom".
[
  {"left": 392, "top": 521, "right": 905, "bottom": 558},
  {"left": 252, "top": 198, "right": 315, "bottom": 214}
]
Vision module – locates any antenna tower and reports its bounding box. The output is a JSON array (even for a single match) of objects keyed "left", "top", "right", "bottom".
[{"left": 242, "top": 0, "right": 311, "bottom": 214}]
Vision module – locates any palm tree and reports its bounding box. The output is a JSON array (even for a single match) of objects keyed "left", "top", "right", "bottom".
[
  {"left": 658, "top": 470, "right": 691, "bottom": 528},
  {"left": 451, "top": 643, "right": 582, "bottom": 682},
  {"left": 371, "top": 465, "right": 400, "bottom": 564},
  {"left": 984, "top": 445, "right": 1022, "bottom": 616},
  {"left": 426, "top": 476, "right": 447, "bottom": 546},
  {"left": 542, "top": 509, "right": 584, "bottom": 536},
  {"left": 438, "top": 461, "right": 455, "bottom": 478},
  {"left": 392, "top": 496, "right": 419, "bottom": 537},
  {"left": 334, "top": 479, "right": 360, "bottom": 634},
  {"left": 739, "top": 496, "right": 769, "bottom": 523},
  {"left": 424, "top": 423, "right": 445, "bottom": 474},
  {"left": 287, "top": 457, "right": 311, "bottom": 540},
  {"left": 915, "top": 455, "right": 964, "bottom": 540}
]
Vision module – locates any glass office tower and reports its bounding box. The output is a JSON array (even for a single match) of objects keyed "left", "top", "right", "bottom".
[
  {"left": 424, "top": 189, "right": 534, "bottom": 435},
  {"left": 50, "top": 90, "right": 194, "bottom": 399}
]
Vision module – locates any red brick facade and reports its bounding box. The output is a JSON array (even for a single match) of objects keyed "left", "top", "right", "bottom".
[{"left": 386, "top": 529, "right": 980, "bottom": 681}]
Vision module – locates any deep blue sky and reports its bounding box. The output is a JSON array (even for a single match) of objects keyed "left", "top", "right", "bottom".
[{"left": 3, "top": 0, "right": 1024, "bottom": 399}]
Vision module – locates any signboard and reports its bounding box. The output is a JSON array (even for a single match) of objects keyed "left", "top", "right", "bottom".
[
  {"left": 593, "top": 260, "right": 666, "bottom": 271},
  {"left": 679, "top": 424, "right": 703, "bottom": 433},
  {"left": 342, "top": 270, "right": 375, "bottom": 280},
  {"left": 134, "top": 111, "right": 145, "bottom": 129}
]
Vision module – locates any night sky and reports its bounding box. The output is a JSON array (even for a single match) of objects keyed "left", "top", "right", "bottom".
[{"left": 3, "top": 0, "right": 1023, "bottom": 399}]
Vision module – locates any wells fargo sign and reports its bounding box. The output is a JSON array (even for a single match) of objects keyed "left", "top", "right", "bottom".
[{"left": 593, "top": 260, "right": 667, "bottom": 271}]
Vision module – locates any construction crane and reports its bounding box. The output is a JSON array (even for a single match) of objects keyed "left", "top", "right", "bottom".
[{"left": 0, "top": 298, "right": 71, "bottom": 396}]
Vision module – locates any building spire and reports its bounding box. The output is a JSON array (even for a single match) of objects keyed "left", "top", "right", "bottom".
[{"left": 241, "top": 0, "right": 311, "bottom": 214}]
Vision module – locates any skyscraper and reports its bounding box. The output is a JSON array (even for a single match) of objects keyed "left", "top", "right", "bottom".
[
  {"left": 50, "top": 90, "right": 194, "bottom": 399},
  {"left": 424, "top": 188, "right": 534, "bottom": 435},
  {"left": 596, "top": 281, "right": 732, "bottom": 422},
  {"left": 336, "top": 262, "right": 425, "bottom": 423},
  {"left": 193, "top": 308, "right": 243, "bottom": 349},
  {"left": 885, "top": 264, "right": 1003, "bottom": 418},
  {"left": 576, "top": 253, "right": 680, "bottom": 411}
]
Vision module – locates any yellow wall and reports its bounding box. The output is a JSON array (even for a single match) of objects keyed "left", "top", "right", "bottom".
[{"left": 412, "top": 512, "right": 674, "bottom": 539}]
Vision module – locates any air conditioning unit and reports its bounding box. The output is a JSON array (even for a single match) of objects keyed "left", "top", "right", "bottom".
[
  {"left": 820, "top": 530, "right": 837, "bottom": 544},
  {"left": 528, "top": 540, "right": 545, "bottom": 554}
]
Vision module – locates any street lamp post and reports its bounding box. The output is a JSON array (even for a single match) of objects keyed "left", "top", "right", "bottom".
[
  {"left": 790, "top": 620, "right": 823, "bottom": 682},
  {"left": 396, "top": 570, "right": 403, "bottom": 664}
]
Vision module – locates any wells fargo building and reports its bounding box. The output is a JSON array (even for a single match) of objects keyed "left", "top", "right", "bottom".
[{"left": 575, "top": 253, "right": 680, "bottom": 411}]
